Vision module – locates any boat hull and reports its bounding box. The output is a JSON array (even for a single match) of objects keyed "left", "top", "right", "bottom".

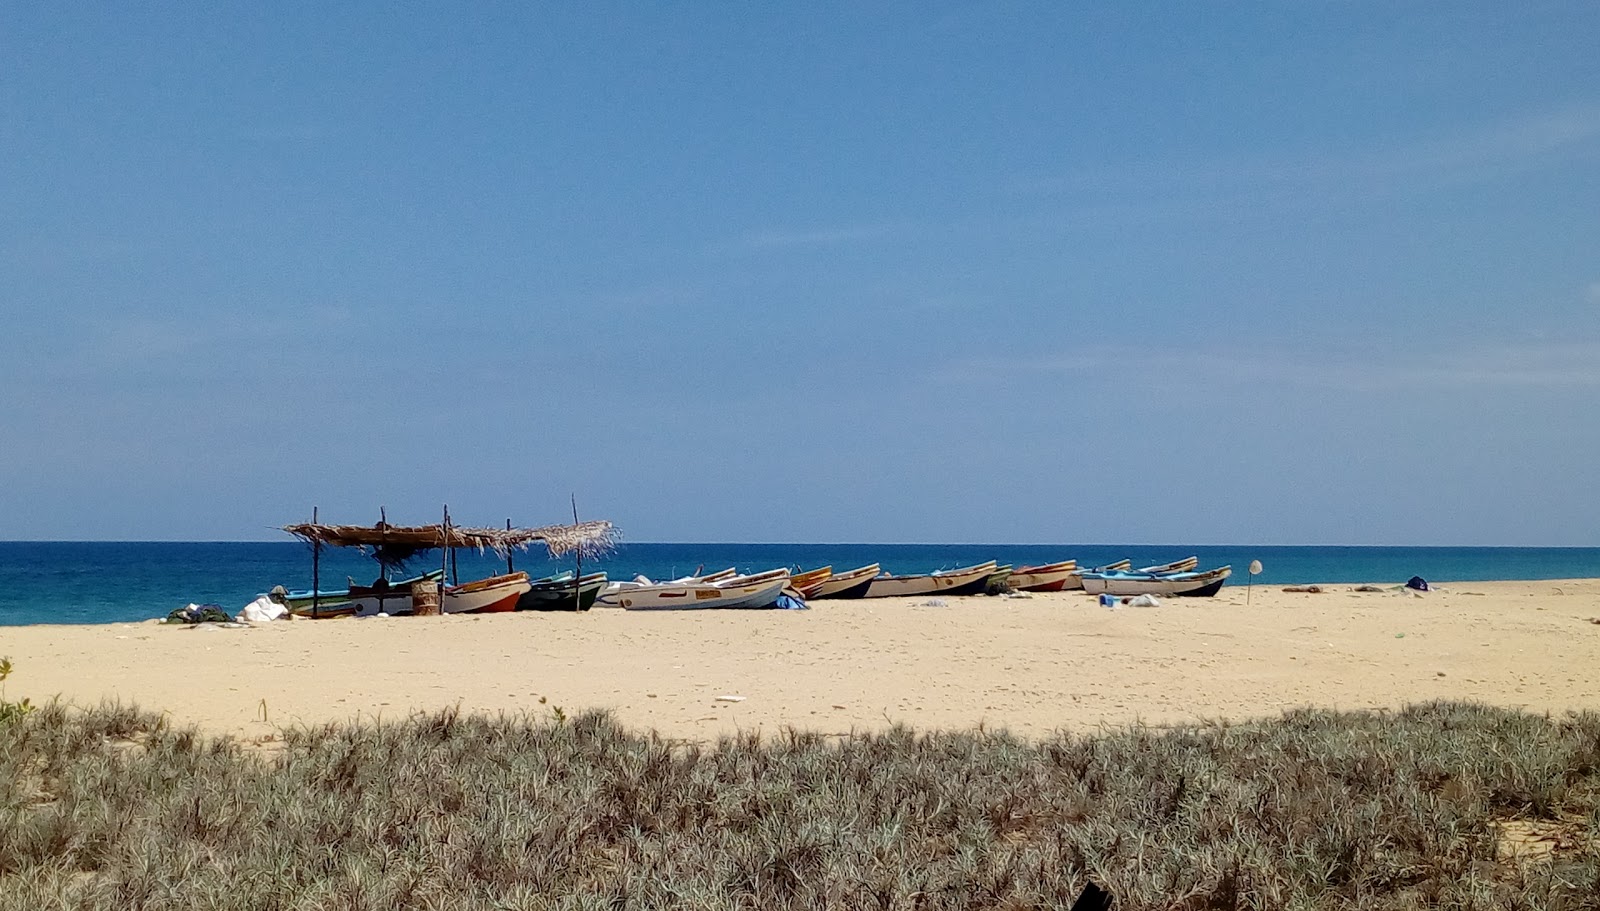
[
  {"left": 1136, "top": 557, "right": 1199, "bottom": 574},
  {"left": 285, "top": 597, "right": 359, "bottom": 618},
  {"left": 811, "top": 575, "right": 874, "bottom": 599},
  {"left": 516, "top": 573, "right": 608, "bottom": 611},
  {"left": 790, "top": 567, "right": 832, "bottom": 594},
  {"left": 864, "top": 562, "right": 997, "bottom": 599},
  {"left": 276, "top": 570, "right": 446, "bottom": 618},
  {"left": 600, "top": 575, "right": 790, "bottom": 610},
  {"left": 442, "top": 573, "right": 533, "bottom": 614},
  {"left": 1080, "top": 566, "right": 1232, "bottom": 598},
  {"left": 1057, "top": 560, "right": 1132, "bottom": 591},
  {"left": 984, "top": 565, "right": 1014, "bottom": 595},
  {"left": 1008, "top": 561, "right": 1079, "bottom": 592},
  {"left": 808, "top": 564, "right": 880, "bottom": 599}
]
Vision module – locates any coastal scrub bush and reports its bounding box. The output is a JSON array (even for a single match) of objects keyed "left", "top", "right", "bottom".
[
  {"left": 0, "top": 658, "right": 32, "bottom": 726},
  {"left": 0, "top": 701, "right": 1597, "bottom": 909}
]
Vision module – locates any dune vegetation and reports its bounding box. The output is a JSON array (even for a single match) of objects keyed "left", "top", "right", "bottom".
[{"left": 1, "top": 689, "right": 1597, "bottom": 909}]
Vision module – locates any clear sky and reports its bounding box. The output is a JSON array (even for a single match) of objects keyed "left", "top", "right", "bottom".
[{"left": 3, "top": 3, "right": 1597, "bottom": 545}]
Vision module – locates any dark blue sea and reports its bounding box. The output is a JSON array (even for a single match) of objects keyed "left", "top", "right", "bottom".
[{"left": 1, "top": 542, "right": 1598, "bottom": 626}]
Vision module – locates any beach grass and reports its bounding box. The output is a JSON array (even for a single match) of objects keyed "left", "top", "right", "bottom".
[{"left": 2, "top": 700, "right": 1597, "bottom": 909}]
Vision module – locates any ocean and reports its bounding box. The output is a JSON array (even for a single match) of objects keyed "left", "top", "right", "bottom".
[{"left": 1, "top": 541, "right": 1597, "bottom": 627}]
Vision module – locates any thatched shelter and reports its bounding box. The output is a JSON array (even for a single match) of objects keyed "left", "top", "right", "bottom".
[{"left": 283, "top": 519, "right": 617, "bottom": 571}]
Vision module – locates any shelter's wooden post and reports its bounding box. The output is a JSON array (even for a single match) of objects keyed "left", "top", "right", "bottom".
[
  {"left": 571, "top": 494, "right": 582, "bottom": 612},
  {"left": 379, "top": 506, "right": 388, "bottom": 583},
  {"left": 311, "top": 505, "right": 320, "bottom": 619},
  {"left": 505, "top": 518, "right": 514, "bottom": 574},
  {"left": 441, "top": 505, "right": 451, "bottom": 589}
]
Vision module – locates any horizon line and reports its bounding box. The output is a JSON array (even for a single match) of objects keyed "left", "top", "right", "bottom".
[{"left": 1, "top": 539, "right": 1596, "bottom": 550}]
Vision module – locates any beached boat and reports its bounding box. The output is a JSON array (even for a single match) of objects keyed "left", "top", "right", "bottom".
[
  {"left": 1055, "top": 559, "right": 1134, "bottom": 591},
  {"left": 267, "top": 570, "right": 446, "bottom": 618},
  {"left": 1137, "top": 557, "right": 1199, "bottom": 574},
  {"left": 440, "top": 572, "right": 532, "bottom": 614},
  {"left": 864, "top": 561, "right": 997, "bottom": 598},
  {"left": 669, "top": 567, "right": 737, "bottom": 584},
  {"left": 598, "top": 571, "right": 791, "bottom": 610},
  {"left": 985, "top": 564, "right": 1015, "bottom": 595},
  {"left": 806, "top": 563, "right": 880, "bottom": 599},
  {"left": 516, "top": 572, "right": 608, "bottom": 611},
  {"left": 1080, "top": 565, "right": 1232, "bottom": 598},
  {"left": 1006, "top": 560, "right": 1079, "bottom": 592},
  {"left": 342, "top": 571, "right": 533, "bottom": 616},
  {"left": 343, "top": 571, "right": 447, "bottom": 616},
  {"left": 718, "top": 568, "right": 790, "bottom": 587},
  {"left": 790, "top": 567, "right": 832, "bottom": 594}
]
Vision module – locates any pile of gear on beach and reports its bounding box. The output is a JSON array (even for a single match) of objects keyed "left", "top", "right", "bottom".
[{"left": 165, "top": 592, "right": 291, "bottom": 625}]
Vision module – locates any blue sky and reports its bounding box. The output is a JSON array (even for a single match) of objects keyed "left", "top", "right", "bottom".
[{"left": 3, "top": 3, "right": 1597, "bottom": 545}]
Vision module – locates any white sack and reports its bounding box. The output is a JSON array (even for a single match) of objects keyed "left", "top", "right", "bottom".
[{"left": 239, "top": 595, "right": 288, "bottom": 622}]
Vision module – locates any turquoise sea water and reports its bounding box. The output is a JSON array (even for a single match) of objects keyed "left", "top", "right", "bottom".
[{"left": 1, "top": 542, "right": 1597, "bottom": 626}]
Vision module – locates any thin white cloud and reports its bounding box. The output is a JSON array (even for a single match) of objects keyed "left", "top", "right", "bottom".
[
  {"left": 1010, "top": 103, "right": 1600, "bottom": 206},
  {"left": 1286, "top": 104, "right": 1600, "bottom": 187},
  {"left": 951, "top": 337, "right": 1600, "bottom": 393}
]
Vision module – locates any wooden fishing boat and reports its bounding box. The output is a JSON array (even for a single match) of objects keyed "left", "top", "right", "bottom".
[
  {"left": 1137, "top": 556, "right": 1198, "bottom": 574},
  {"left": 343, "top": 571, "right": 532, "bottom": 616},
  {"left": 516, "top": 572, "right": 608, "bottom": 611},
  {"left": 1007, "top": 560, "right": 1079, "bottom": 592},
  {"left": 441, "top": 572, "right": 532, "bottom": 614},
  {"left": 668, "top": 567, "right": 737, "bottom": 584},
  {"left": 1057, "top": 559, "right": 1131, "bottom": 591},
  {"left": 864, "top": 561, "right": 997, "bottom": 598},
  {"left": 267, "top": 570, "right": 446, "bottom": 618},
  {"left": 598, "top": 572, "right": 791, "bottom": 610},
  {"left": 718, "top": 568, "right": 790, "bottom": 587},
  {"left": 806, "top": 563, "right": 879, "bottom": 599},
  {"left": 1080, "top": 565, "right": 1232, "bottom": 598},
  {"left": 790, "top": 567, "right": 832, "bottom": 594},
  {"left": 984, "top": 564, "right": 1015, "bottom": 595},
  {"left": 344, "top": 571, "right": 444, "bottom": 616}
]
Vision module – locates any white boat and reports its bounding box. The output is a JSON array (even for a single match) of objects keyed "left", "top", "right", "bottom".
[
  {"left": 807, "top": 563, "right": 879, "bottom": 599},
  {"left": 1080, "top": 565, "right": 1232, "bottom": 598},
  {"left": 717, "top": 568, "right": 787, "bottom": 584},
  {"left": 345, "top": 585, "right": 420, "bottom": 617},
  {"left": 863, "top": 561, "right": 997, "bottom": 598},
  {"left": 671, "top": 567, "right": 737, "bottom": 584},
  {"left": 599, "top": 572, "right": 791, "bottom": 610}
]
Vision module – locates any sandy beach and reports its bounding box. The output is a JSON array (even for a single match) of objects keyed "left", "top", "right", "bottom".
[{"left": 4, "top": 578, "right": 1599, "bottom": 742}]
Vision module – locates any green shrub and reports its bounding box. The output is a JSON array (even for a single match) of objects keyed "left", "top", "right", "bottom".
[{"left": 0, "top": 657, "right": 33, "bottom": 726}]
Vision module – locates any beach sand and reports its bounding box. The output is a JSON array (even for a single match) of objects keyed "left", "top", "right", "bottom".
[{"left": 5, "top": 578, "right": 1599, "bottom": 742}]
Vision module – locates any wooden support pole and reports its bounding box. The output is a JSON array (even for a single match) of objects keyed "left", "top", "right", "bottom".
[
  {"left": 311, "top": 505, "right": 320, "bottom": 619},
  {"left": 571, "top": 494, "right": 582, "bottom": 612},
  {"left": 379, "top": 506, "right": 389, "bottom": 583},
  {"left": 505, "top": 518, "right": 514, "bottom": 574},
  {"left": 441, "top": 505, "right": 451, "bottom": 588}
]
